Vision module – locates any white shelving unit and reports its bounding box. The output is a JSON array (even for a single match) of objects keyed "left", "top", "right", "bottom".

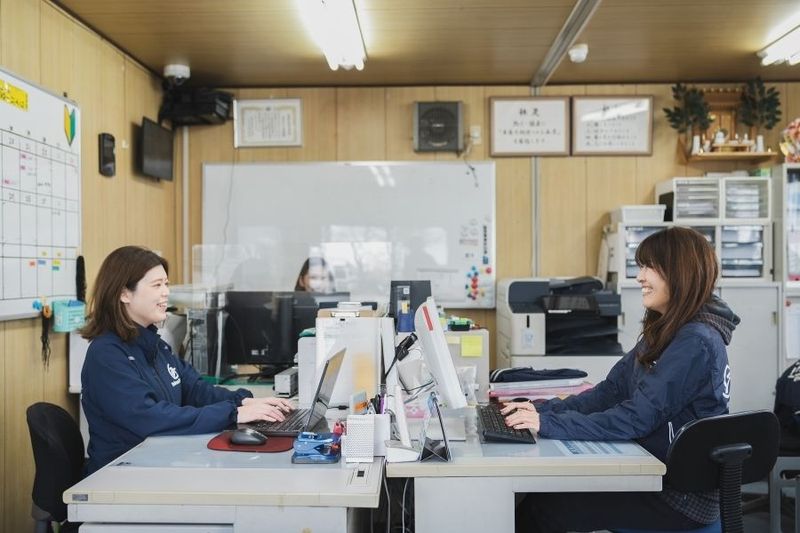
[
  {"left": 772, "top": 163, "right": 800, "bottom": 365},
  {"left": 655, "top": 176, "right": 771, "bottom": 224},
  {"left": 604, "top": 222, "right": 772, "bottom": 286}
]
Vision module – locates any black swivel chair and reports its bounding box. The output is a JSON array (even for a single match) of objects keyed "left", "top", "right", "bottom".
[
  {"left": 26, "top": 402, "right": 85, "bottom": 533},
  {"left": 616, "top": 410, "right": 780, "bottom": 533}
]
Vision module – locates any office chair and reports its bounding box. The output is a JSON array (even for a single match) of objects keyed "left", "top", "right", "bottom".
[
  {"left": 768, "top": 431, "right": 800, "bottom": 533},
  {"left": 26, "top": 402, "right": 84, "bottom": 533},
  {"left": 616, "top": 410, "right": 779, "bottom": 533}
]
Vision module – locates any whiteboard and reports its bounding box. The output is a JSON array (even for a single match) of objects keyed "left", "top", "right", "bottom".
[
  {"left": 0, "top": 67, "right": 81, "bottom": 320},
  {"left": 201, "top": 161, "right": 496, "bottom": 308}
]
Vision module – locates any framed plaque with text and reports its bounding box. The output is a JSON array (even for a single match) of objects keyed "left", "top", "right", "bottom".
[
  {"left": 233, "top": 98, "right": 303, "bottom": 147},
  {"left": 572, "top": 96, "right": 652, "bottom": 155},
  {"left": 490, "top": 96, "right": 569, "bottom": 156}
]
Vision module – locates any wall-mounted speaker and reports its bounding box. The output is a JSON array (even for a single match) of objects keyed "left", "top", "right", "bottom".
[
  {"left": 413, "top": 101, "right": 464, "bottom": 153},
  {"left": 98, "top": 133, "right": 115, "bottom": 177}
]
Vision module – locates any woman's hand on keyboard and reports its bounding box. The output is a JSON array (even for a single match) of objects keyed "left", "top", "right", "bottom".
[
  {"left": 500, "top": 401, "right": 540, "bottom": 432},
  {"left": 242, "top": 396, "right": 295, "bottom": 412},
  {"left": 237, "top": 400, "right": 290, "bottom": 423}
]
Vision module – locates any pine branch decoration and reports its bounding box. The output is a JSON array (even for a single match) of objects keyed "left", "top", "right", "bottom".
[
  {"left": 663, "top": 83, "right": 711, "bottom": 134},
  {"left": 739, "top": 77, "right": 782, "bottom": 131}
]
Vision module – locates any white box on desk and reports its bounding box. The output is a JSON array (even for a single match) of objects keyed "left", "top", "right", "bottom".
[
  {"left": 315, "top": 316, "right": 382, "bottom": 407},
  {"left": 343, "top": 413, "right": 390, "bottom": 462}
]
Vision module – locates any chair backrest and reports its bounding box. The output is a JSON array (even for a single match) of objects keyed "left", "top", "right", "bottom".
[
  {"left": 665, "top": 410, "right": 779, "bottom": 492},
  {"left": 26, "top": 402, "right": 85, "bottom": 523}
]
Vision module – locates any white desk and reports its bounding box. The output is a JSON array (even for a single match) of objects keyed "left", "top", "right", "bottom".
[
  {"left": 65, "top": 434, "right": 383, "bottom": 533},
  {"left": 388, "top": 410, "right": 665, "bottom": 533}
]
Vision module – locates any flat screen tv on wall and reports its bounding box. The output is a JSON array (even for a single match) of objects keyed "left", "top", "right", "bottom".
[{"left": 139, "top": 117, "right": 174, "bottom": 181}]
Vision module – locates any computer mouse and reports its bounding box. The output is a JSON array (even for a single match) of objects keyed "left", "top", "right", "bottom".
[{"left": 230, "top": 427, "right": 268, "bottom": 446}]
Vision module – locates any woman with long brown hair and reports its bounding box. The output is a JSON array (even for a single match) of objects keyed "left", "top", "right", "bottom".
[
  {"left": 507, "top": 227, "right": 738, "bottom": 531},
  {"left": 81, "top": 246, "right": 293, "bottom": 475},
  {"left": 294, "top": 256, "right": 335, "bottom": 293}
]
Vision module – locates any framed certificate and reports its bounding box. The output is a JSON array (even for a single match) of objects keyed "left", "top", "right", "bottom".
[
  {"left": 233, "top": 98, "right": 303, "bottom": 147},
  {"left": 571, "top": 96, "right": 652, "bottom": 155},
  {"left": 490, "top": 96, "right": 569, "bottom": 156}
]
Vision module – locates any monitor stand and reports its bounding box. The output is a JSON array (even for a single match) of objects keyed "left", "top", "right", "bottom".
[{"left": 419, "top": 393, "right": 452, "bottom": 462}]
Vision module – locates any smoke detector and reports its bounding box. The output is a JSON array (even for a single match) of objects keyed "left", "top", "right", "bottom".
[{"left": 568, "top": 43, "right": 589, "bottom": 63}]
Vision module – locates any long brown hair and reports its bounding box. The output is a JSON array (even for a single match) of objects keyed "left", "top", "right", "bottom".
[
  {"left": 81, "top": 246, "right": 169, "bottom": 342},
  {"left": 294, "top": 256, "right": 334, "bottom": 291},
  {"left": 635, "top": 227, "right": 718, "bottom": 365}
]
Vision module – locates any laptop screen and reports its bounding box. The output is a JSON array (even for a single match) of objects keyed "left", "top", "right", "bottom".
[{"left": 304, "top": 348, "right": 346, "bottom": 430}]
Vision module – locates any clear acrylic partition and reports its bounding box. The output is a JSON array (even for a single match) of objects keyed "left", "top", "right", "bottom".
[{"left": 192, "top": 237, "right": 441, "bottom": 303}]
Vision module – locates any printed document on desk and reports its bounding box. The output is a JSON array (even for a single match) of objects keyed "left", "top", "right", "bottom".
[{"left": 556, "top": 440, "right": 649, "bottom": 456}]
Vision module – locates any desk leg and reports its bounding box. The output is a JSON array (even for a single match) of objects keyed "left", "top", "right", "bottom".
[{"left": 414, "top": 477, "right": 514, "bottom": 533}]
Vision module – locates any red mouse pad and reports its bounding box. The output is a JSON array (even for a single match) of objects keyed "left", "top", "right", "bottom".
[{"left": 207, "top": 430, "right": 294, "bottom": 453}]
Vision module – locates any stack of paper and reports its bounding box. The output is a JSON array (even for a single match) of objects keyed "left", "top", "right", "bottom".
[{"left": 489, "top": 380, "right": 593, "bottom": 402}]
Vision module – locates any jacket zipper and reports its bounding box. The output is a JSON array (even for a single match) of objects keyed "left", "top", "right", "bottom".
[{"left": 149, "top": 350, "right": 172, "bottom": 400}]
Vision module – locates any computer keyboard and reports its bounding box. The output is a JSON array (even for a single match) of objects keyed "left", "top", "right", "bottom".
[
  {"left": 477, "top": 404, "right": 536, "bottom": 444},
  {"left": 249, "top": 409, "right": 309, "bottom": 434}
]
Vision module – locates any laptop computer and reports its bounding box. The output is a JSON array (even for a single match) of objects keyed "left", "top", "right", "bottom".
[{"left": 244, "top": 348, "right": 346, "bottom": 437}]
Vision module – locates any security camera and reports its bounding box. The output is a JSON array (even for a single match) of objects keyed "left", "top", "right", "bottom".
[
  {"left": 568, "top": 43, "right": 588, "bottom": 64},
  {"left": 163, "top": 63, "right": 191, "bottom": 86}
]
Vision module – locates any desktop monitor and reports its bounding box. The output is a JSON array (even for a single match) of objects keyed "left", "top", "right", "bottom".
[
  {"left": 223, "top": 291, "right": 349, "bottom": 374},
  {"left": 413, "top": 297, "right": 468, "bottom": 409}
]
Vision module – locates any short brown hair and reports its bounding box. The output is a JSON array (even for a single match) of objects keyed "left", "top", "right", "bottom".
[
  {"left": 634, "top": 227, "right": 718, "bottom": 365},
  {"left": 81, "top": 246, "right": 169, "bottom": 342}
]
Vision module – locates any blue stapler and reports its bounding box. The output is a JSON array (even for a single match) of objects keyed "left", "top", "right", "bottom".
[{"left": 291, "top": 432, "right": 341, "bottom": 464}]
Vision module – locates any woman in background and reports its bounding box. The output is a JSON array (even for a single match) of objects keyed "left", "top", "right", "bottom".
[
  {"left": 295, "top": 256, "right": 335, "bottom": 293},
  {"left": 81, "top": 246, "right": 293, "bottom": 475},
  {"left": 506, "top": 227, "right": 738, "bottom": 532}
]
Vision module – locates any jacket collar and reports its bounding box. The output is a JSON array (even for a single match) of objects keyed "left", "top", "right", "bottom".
[{"left": 133, "top": 324, "right": 161, "bottom": 363}]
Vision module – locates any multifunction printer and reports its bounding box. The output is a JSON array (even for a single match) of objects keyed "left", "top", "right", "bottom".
[{"left": 497, "top": 277, "right": 623, "bottom": 364}]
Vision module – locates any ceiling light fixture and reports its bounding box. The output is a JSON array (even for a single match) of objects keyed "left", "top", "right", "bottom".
[
  {"left": 298, "top": 0, "right": 367, "bottom": 71},
  {"left": 759, "top": 26, "right": 800, "bottom": 65}
]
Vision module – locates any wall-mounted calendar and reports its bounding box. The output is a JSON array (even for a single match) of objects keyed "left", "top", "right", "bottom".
[{"left": 572, "top": 96, "right": 652, "bottom": 156}]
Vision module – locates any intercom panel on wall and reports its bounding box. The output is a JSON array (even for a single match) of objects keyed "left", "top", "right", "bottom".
[
  {"left": 98, "top": 133, "right": 115, "bottom": 177},
  {"left": 413, "top": 101, "right": 464, "bottom": 152}
]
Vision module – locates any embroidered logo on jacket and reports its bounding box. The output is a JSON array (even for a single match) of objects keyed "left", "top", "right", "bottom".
[
  {"left": 167, "top": 363, "right": 181, "bottom": 387},
  {"left": 722, "top": 365, "right": 731, "bottom": 399}
]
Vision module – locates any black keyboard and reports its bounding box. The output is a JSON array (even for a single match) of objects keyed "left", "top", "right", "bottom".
[
  {"left": 248, "top": 409, "right": 309, "bottom": 435},
  {"left": 477, "top": 404, "right": 536, "bottom": 444}
]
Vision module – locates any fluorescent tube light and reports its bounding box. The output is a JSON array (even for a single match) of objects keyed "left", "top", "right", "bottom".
[
  {"left": 298, "top": 0, "right": 367, "bottom": 71},
  {"left": 759, "top": 26, "right": 800, "bottom": 66}
]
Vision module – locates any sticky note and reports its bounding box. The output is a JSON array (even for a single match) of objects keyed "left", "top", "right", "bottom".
[
  {"left": 460, "top": 336, "right": 482, "bottom": 357},
  {"left": 445, "top": 335, "right": 460, "bottom": 345}
]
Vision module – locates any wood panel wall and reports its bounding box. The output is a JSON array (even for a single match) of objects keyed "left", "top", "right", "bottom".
[
  {"left": 5, "top": 2, "right": 800, "bottom": 531},
  {"left": 0, "top": 0, "right": 175, "bottom": 530}
]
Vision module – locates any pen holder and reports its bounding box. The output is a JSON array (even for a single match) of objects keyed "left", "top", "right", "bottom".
[{"left": 52, "top": 300, "right": 86, "bottom": 332}]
